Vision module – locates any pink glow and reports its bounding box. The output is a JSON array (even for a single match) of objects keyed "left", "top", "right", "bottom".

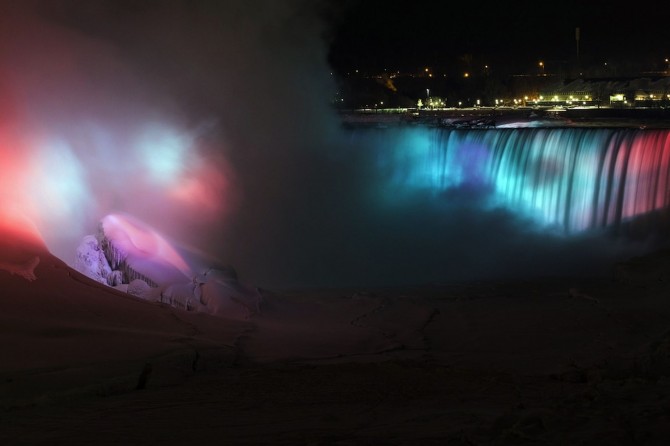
[
  {"left": 620, "top": 132, "right": 670, "bottom": 220},
  {"left": 101, "top": 213, "right": 193, "bottom": 280},
  {"left": 0, "top": 7, "right": 237, "bottom": 265},
  {"left": 169, "top": 163, "right": 232, "bottom": 216},
  {"left": 0, "top": 206, "right": 46, "bottom": 249}
]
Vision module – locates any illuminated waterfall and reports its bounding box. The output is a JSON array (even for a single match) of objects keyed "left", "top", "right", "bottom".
[{"left": 374, "top": 127, "right": 670, "bottom": 233}]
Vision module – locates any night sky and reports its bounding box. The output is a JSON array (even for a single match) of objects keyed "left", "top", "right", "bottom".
[{"left": 327, "top": 0, "right": 670, "bottom": 74}]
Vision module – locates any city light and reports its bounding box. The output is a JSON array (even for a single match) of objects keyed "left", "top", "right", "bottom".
[{"left": 337, "top": 57, "right": 670, "bottom": 110}]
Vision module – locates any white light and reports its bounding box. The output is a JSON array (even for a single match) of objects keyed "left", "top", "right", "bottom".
[{"left": 137, "top": 124, "right": 190, "bottom": 184}]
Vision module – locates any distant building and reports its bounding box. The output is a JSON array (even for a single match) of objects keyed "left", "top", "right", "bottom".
[{"left": 534, "top": 77, "right": 670, "bottom": 107}]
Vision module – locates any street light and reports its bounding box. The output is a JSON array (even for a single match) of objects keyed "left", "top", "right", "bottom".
[{"left": 539, "top": 61, "right": 544, "bottom": 75}]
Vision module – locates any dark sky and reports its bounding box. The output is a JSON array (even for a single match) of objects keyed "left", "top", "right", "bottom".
[{"left": 326, "top": 0, "right": 670, "bottom": 74}]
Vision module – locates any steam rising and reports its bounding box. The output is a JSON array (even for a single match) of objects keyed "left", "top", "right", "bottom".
[
  {"left": 0, "top": 1, "right": 663, "bottom": 289},
  {"left": 0, "top": 0, "right": 338, "bottom": 277}
]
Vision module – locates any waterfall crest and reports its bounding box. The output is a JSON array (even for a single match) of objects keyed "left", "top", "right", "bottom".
[{"left": 374, "top": 127, "right": 670, "bottom": 233}]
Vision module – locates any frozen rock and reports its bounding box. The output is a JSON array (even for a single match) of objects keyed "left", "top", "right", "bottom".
[
  {"left": 107, "top": 270, "right": 125, "bottom": 287},
  {"left": 127, "top": 279, "right": 152, "bottom": 299},
  {"left": 98, "top": 214, "right": 192, "bottom": 286},
  {"left": 75, "top": 213, "right": 262, "bottom": 319},
  {"left": 74, "top": 235, "right": 112, "bottom": 285}
]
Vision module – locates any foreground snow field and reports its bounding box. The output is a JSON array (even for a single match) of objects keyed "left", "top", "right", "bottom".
[{"left": 3, "top": 218, "right": 670, "bottom": 444}]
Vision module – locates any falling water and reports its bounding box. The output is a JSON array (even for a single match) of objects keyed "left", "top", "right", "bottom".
[{"left": 370, "top": 127, "right": 670, "bottom": 234}]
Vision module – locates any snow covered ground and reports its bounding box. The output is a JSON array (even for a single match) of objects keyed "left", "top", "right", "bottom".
[{"left": 2, "top": 219, "right": 670, "bottom": 444}]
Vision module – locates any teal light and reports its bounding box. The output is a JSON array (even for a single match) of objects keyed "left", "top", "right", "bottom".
[
  {"left": 371, "top": 127, "right": 670, "bottom": 233},
  {"left": 137, "top": 124, "right": 191, "bottom": 184},
  {"left": 30, "top": 138, "right": 90, "bottom": 223}
]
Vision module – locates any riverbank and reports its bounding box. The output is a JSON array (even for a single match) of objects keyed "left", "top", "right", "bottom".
[{"left": 339, "top": 106, "right": 670, "bottom": 129}]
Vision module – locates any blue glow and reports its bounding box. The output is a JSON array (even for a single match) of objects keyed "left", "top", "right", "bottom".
[
  {"left": 370, "top": 127, "right": 670, "bottom": 233},
  {"left": 136, "top": 124, "right": 191, "bottom": 184},
  {"left": 28, "top": 138, "right": 91, "bottom": 237}
]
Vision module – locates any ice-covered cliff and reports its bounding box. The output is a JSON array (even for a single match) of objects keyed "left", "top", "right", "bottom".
[{"left": 75, "top": 213, "right": 261, "bottom": 319}]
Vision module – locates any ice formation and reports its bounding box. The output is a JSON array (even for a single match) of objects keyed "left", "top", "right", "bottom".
[{"left": 75, "top": 213, "right": 261, "bottom": 319}]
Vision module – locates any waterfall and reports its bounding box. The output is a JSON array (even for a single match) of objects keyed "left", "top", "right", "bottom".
[{"left": 370, "top": 127, "right": 670, "bottom": 234}]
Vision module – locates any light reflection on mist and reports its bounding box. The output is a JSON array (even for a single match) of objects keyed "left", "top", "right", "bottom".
[
  {"left": 0, "top": 1, "right": 665, "bottom": 290},
  {"left": 138, "top": 124, "right": 191, "bottom": 184},
  {"left": 1, "top": 119, "right": 231, "bottom": 265},
  {"left": 0, "top": 0, "right": 347, "bottom": 289},
  {"left": 27, "top": 137, "right": 92, "bottom": 242}
]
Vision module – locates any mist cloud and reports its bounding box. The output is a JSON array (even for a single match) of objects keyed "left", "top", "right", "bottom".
[
  {"left": 0, "top": 0, "right": 340, "bottom": 276},
  {"left": 0, "top": 1, "right": 658, "bottom": 289}
]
